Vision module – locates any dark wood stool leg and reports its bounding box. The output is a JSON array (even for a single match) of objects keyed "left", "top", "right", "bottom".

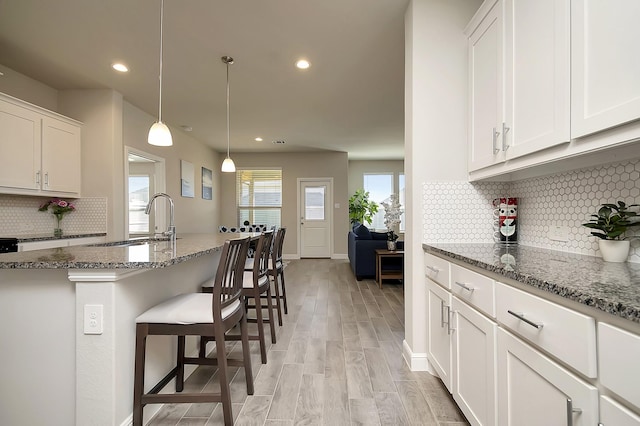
[
  {"left": 133, "top": 324, "right": 148, "bottom": 426},
  {"left": 253, "top": 290, "right": 267, "bottom": 364},
  {"left": 215, "top": 326, "right": 233, "bottom": 425},
  {"left": 279, "top": 269, "right": 288, "bottom": 314},
  {"left": 240, "top": 311, "right": 254, "bottom": 395},
  {"left": 272, "top": 273, "right": 283, "bottom": 326},
  {"left": 266, "top": 286, "right": 277, "bottom": 344},
  {"left": 176, "top": 335, "right": 185, "bottom": 392}
]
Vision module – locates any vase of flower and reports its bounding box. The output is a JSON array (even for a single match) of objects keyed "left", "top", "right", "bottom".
[
  {"left": 39, "top": 198, "right": 76, "bottom": 237},
  {"left": 381, "top": 194, "right": 403, "bottom": 252},
  {"left": 387, "top": 240, "right": 397, "bottom": 251}
]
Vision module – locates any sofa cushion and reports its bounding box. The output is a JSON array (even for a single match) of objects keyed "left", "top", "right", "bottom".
[
  {"left": 371, "top": 231, "right": 387, "bottom": 240},
  {"left": 353, "top": 224, "right": 372, "bottom": 239}
]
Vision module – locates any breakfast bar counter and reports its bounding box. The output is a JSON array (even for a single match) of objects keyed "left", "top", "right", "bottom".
[{"left": 0, "top": 233, "right": 253, "bottom": 426}]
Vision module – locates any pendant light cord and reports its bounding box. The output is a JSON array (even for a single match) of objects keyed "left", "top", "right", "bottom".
[
  {"left": 226, "top": 60, "right": 230, "bottom": 158},
  {"left": 158, "top": 0, "right": 165, "bottom": 122}
]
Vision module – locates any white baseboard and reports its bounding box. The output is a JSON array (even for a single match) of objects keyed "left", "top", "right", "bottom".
[
  {"left": 332, "top": 253, "right": 348, "bottom": 260},
  {"left": 402, "top": 339, "right": 430, "bottom": 372}
]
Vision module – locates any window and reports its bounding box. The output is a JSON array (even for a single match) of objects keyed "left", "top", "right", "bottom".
[
  {"left": 236, "top": 169, "right": 282, "bottom": 228},
  {"left": 364, "top": 173, "right": 393, "bottom": 230},
  {"left": 363, "top": 172, "right": 405, "bottom": 231}
]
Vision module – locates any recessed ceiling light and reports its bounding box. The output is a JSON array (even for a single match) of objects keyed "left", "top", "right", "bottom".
[
  {"left": 295, "top": 59, "right": 310, "bottom": 70},
  {"left": 112, "top": 63, "right": 129, "bottom": 72},
  {"left": 255, "top": 137, "right": 263, "bottom": 142}
]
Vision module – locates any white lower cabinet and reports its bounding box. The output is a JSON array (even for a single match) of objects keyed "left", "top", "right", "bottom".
[
  {"left": 600, "top": 395, "right": 640, "bottom": 426},
  {"left": 452, "top": 296, "right": 497, "bottom": 426},
  {"left": 427, "top": 278, "right": 453, "bottom": 391},
  {"left": 497, "top": 328, "right": 599, "bottom": 425}
]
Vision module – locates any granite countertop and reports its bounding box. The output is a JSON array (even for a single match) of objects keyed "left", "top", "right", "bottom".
[
  {"left": 423, "top": 243, "right": 640, "bottom": 324},
  {"left": 15, "top": 232, "right": 107, "bottom": 243},
  {"left": 0, "top": 233, "right": 257, "bottom": 269}
]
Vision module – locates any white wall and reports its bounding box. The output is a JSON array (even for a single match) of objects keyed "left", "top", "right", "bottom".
[
  {"left": 0, "top": 64, "right": 58, "bottom": 111},
  {"left": 404, "top": 0, "right": 482, "bottom": 370}
]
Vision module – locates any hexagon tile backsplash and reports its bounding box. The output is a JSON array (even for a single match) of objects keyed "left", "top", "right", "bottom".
[
  {"left": 423, "top": 158, "right": 640, "bottom": 263},
  {"left": 0, "top": 195, "right": 107, "bottom": 236}
]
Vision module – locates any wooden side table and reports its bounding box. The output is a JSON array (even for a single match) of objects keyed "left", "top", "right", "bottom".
[{"left": 375, "top": 249, "right": 404, "bottom": 289}]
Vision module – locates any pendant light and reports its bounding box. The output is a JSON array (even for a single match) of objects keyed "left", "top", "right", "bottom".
[
  {"left": 221, "top": 55, "right": 236, "bottom": 172},
  {"left": 148, "top": 0, "right": 173, "bottom": 146}
]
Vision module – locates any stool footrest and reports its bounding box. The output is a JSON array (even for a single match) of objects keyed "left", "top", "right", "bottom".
[{"left": 142, "top": 392, "right": 223, "bottom": 405}]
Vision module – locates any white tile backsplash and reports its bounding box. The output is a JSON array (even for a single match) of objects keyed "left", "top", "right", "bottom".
[
  {"left": 0, "top": 195, "right": 107, "bottom": 236},
  {"left": 423, "top": 159, "right": 640, "bottom": 262}
]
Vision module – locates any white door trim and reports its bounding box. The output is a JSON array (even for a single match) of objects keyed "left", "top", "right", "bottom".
[{"left": 297, "top": 177, "right": 333, "bottom": 258}]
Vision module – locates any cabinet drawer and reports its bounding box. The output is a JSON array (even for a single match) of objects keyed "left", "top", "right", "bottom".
[
  {"left": 599, "top": 323, "right": 640, "bottom": 410},
  {"left": 450, "top": 263, "right": 495, "bottom": 317},
  {"left": 600, "top": 395, "right": 640, "bottom": 426},
  {"left": 495, "top": 282, "right": 597, "bottom": 378},
  {"left": 424, "top": 253, "right": 450, "bottom": 289}
]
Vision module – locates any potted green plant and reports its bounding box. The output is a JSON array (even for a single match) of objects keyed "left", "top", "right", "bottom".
[
  {"left": 348, "top": 189, "right": 378, "bottom": 226},
  {"left": 582, "top": 201, "right": 640, "bottom": 262}
]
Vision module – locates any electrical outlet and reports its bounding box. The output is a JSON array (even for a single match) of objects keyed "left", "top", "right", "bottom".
[
  {"left": 84, "top": 304, "right": 103, "bottom": 335},
  {"left": 548, "top": 225, "right": 569, "bottom": 242}
]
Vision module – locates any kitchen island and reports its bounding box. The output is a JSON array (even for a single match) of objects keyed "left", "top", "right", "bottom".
[{"left": 0, "top": 233, "right": 254, "bottom": 426}]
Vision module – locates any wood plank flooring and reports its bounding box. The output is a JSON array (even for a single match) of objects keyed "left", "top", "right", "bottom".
[{"left": 147, "top": 259, "right": 469, "bottom": 426}]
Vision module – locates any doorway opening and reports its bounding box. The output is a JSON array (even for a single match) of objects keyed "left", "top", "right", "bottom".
[{"left": 124, "top": 147, "right": 166, "bottom": 239}]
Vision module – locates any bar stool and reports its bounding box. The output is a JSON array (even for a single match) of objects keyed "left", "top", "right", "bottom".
[
  {"left": 245, "top": 227, "right": 287, "bottom": 325},
  {"left": 132, "top": 237, "right": 252, "bottom": 426},
  {"left": 201, "top": 230, "right": 276, "bottom": 364}
]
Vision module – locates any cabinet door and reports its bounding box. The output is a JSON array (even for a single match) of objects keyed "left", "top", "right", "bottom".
[
  {"left": 452, "top": 296, "right": 496, "bottom": 426},
  {"left": 572, "top": 0, "right": 640, "bottom": 138},
  {"left": 0, "top": 99, "right": 41, "bottom": 191},
  {"left": 41, "top": 117, "right": 81, "bottom": 194},
  {"left": 497, "top": 329, "right": 599, "bottom": 426},
  {"left": 427, "top": 279, "right": 452, "bottom": 391},
  {"left": 600, "top": 396, "right": 640, "bottom": 426},
  {"left": 504, "top": 0, "right": 570, "bottom": 159},
  {"left": 468, "top": 1, "right": 504, "bottom": 171}
]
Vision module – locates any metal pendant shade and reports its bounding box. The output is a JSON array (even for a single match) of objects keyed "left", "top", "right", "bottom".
[
  {"left": 221, "top": 55, "right": 236, "bottom": 172},
  {"left": 148, "top": 0, "right": 173, "bottom": 146}
]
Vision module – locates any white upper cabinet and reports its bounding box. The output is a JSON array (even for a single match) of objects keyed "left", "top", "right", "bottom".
[
  {"left": 467, "top": 0, "right": 570, "bottom": 173},
  {"left": 468, "top": 0, "right": 504, "bottom": 171},
  {"left": 571, "top": 0, "right": 640, "bottom": 138},
  {"left": 503, "top": 0, "right": 570, "bottom": 158},
  {"left": 0, "top": 93, "right": 81, "bottom": 197}
]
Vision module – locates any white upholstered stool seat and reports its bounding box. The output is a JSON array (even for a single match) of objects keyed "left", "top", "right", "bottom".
[{"left": 136, "top": 293, "right": 240, "bottom": 325}]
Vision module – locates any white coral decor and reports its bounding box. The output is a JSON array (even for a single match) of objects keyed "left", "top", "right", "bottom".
[{"left": 381, "top": 194, "right": 403, "bottom": 236}]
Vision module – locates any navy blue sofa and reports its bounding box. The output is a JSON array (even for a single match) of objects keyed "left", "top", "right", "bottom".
[{"left": 348, "top": 224, "right": 404, "bottom": 280}]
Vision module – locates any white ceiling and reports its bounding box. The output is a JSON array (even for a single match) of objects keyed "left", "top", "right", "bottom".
[{"left": 0, "top": 0, "right": 408, "bottom": 160}]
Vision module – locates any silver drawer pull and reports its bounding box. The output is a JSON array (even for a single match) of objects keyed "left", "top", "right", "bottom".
[
  {"left": 507, "top": 310, "right": 544, "bottom": 330},
  {"left": 426, "top": 265, "right": 440, "bottom": 273},
  {"left": 454, "top": 281, "right": 474, "bottom": 292},
  {"left": 567, "top": 398, "right": 582, "bottom": 426}
]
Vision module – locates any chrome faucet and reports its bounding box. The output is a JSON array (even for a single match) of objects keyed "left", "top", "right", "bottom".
[{"left": 145, "top": 192, "right": 176, "bottom": 244}]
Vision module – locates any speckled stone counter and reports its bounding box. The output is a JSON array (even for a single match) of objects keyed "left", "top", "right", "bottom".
[
  {"left": 0, "top": 233, "right": 256, "bottom": 269},
  {"left": 13, "top": 232, "right": 107, "bottom": 243},
  {"left": 423, "top": 243, "right": 640, "bottom": 323}
]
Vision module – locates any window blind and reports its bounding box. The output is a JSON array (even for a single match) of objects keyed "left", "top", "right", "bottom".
[{"left": 236, "top": 169, "right": 282, "bottom": 227}]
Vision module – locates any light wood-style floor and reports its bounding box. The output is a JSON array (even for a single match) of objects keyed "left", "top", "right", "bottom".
[{"left": 147, "top": 259, "right": 469, "bottom": 426}]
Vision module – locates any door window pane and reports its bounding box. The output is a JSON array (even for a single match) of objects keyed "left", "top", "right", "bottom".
[{"left": 304, "top": 186, "right": 325, "bottom": 220}]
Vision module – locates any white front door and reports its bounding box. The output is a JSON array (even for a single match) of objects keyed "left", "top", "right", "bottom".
[{"left": 299, "top": 179, "right": 331, "bottom": 258}]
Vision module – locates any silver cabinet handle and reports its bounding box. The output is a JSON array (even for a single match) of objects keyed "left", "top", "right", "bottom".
[
  {"left": 445, "top": 305, "right": 453, "bottom": 335},
  {"left": 507, "top": 310, "right": 544, "bottom": 329},
  {"left": 566, "top": 398, "right": 582, "bottom": 426},
  {"left": 426, "top": 265, "right": 440, "bottom": 273},
  {"left": 502, "top": 122, "right": 510, "bottom": 151},
  {"left": 44, "top": 172, "right": 49, "bottom": 187},
  {"left": 454, "top": 281, "right": 474, "bottom": 292},
  {"left": 35, "top": 171, "right": 40, "bottom": 185},
  {"left": 440, "top": 300, "right": 446, "bottom": 328},
  {"left": 493, "top": 127, "right": 501, "bottom": 154}
]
